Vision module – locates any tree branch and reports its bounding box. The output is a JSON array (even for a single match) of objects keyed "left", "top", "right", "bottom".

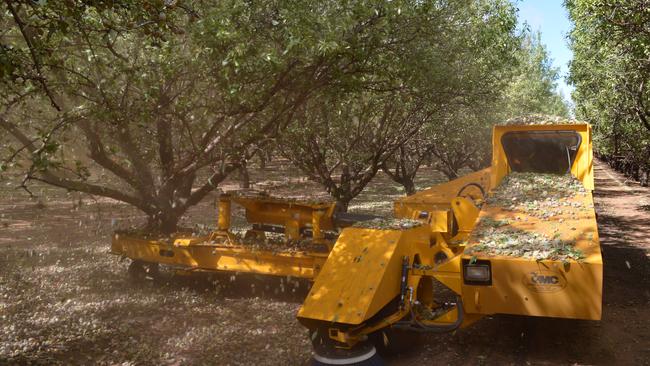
[{"left": 6, "top": 1, "right": 61, "bottom": 111}]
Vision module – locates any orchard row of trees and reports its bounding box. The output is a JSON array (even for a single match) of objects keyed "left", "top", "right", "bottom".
[
  {"left": 567, "top": 0, "right": 650, "bottom": 184},
  {"left": 1, "top": 1, "right": 567, "bottom": 233}
]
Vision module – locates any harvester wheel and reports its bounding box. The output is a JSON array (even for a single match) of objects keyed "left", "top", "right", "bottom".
[
  {"left": 370, "top": 327, "right": 419, "bottom": 356},
  {"left": 128, "top": 260, "right": 159, "bottom": 283}
]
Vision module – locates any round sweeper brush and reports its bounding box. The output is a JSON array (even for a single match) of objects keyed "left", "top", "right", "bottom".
[{"left": 312, "top": 341, "right": 384, "bottom": 366}]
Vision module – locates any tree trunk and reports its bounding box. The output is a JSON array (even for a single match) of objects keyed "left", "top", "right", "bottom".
[
  {"left": 258, "top": 150, "right": 266, "bottom": 169},
  {"left": 146, "top": 210, "right": 182, "bottom": 234},
  {"left": 381, "top": 164, "right": 417, "bottom": 196},
  {"left": 335, "top": 198, "right": 350, "bottom": 213},
  {"left": 239, "top": 161, "right": 250, "bottom": 189},
  {"left": 403, "top": 179, "right": 416, "bottom": 196},
  {"left": 442, "top": 170, "right": 458, "bottom": 180}
]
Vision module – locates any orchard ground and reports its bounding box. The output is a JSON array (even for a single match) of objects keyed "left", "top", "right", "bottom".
[{"left": 0, "top": 160, "right": 648, "bottom": 365}]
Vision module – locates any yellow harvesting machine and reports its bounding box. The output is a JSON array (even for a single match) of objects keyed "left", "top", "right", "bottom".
[{"left": 111, "top": 122, "right": 602, "bottom": 365}]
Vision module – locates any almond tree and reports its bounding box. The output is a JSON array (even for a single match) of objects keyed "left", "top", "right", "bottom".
[
  {"left": 568, "top": 0, "right": 650, "bottom": 183},
  {"left": 380, "top": 0, "right": 520, "bottom": 192},
  {"left": 281, "top": 0, "right": 523, "bottom": 206},
  {"left": 279, "top": 92, "right": 426, "bottom": 210},
  {"left": 383, "top": 18, "right": 573, "bottom": 192},
  {"left": 381, "top": 142, "right": 431, "bottom": 196},
  {"left": 0, "top": 1, "right": 418, "bottom": 232}
]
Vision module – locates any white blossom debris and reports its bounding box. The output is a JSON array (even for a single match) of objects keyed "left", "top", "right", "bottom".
[{"left": 352, "top": 218, "right": 423, "bottom": 230}]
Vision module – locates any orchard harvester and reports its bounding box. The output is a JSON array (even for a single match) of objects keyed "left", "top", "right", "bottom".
[{"left": 111, "top": 121, "right": 602, "bottom": 365}]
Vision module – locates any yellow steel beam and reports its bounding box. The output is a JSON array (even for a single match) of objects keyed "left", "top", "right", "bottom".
[{"left": 112, "top": 234, "right": 328, "bottom": 279}]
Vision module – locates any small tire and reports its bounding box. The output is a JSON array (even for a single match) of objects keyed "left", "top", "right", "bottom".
[
  {"left": 128, "top": 261, "right": 159, "bottom": 283},
  {"left": 370, "top": 327, "right": 420, "bottom": 356}
]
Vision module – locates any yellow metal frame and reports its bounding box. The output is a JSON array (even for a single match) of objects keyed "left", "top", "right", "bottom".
[
  {"left": 111, "top": 233, "right": 329, "bottom": 279},
  {"left": 111, "top": 121, "right": 602, "bottom": 349}
]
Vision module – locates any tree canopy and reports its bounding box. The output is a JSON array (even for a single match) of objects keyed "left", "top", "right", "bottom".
[
  {"left": 503, "top": 30, "right": 570, "bottom": 118},
  {"left": 567, "top": 0, "right": 650, "bottom": 179},
  {"left": 1, "top": 0, "right": 573, "bottom": 231},
  {"left": 280, "top": 0, "right": 521, "bottom": 207},
  {"left": 1, "top": 1, "right": 457, "bottom": 230}
]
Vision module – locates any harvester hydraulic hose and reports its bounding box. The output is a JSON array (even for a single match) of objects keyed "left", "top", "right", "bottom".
[
  {"left": 456, "top": 182, "right": 485, "bottom": 199},
  {"left": 565, "top": 146, "right": 573, "bottom": 174},
  {"left": 394, "top": 297, "right": 464, "bottom": 334},
  {"left": 398, "top": 256, "right": 409, "bottom": 309}
]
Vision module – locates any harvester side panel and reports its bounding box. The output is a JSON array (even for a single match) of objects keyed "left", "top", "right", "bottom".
[
  {"left": 297, "top": 226, "right": 430, "bottom": 325},
  {"left": 462, "top": 185, "right": 602, "bottom": 320},
  {"left": 461, "top": 255, "right": 602, "bottom": 320}
]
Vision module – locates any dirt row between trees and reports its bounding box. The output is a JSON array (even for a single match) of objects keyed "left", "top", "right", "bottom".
[{"left": 0, "top": 160, "right": 648, "bottom": 365}]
